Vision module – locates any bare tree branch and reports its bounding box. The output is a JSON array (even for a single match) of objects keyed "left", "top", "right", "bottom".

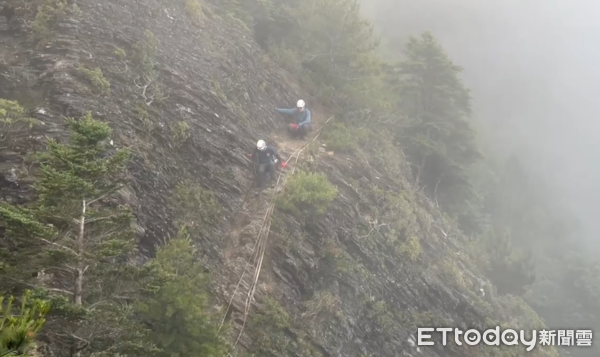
[
  {"left": 5, "top": 276, "right": 74, "bottom": 296},
  {"left": 134, "top": 74, "right": 157, "bottom": 105},
  {"left": 359, "top": 218, "right": 388, "bottom": 239},
  {"left": 40, "top": 238, "right": 78, "bottom": 256},
  {"left": 87, "top": 185, "right": 124, "bottom": 206}
]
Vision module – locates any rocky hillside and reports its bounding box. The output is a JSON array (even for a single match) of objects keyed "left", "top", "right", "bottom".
[
  {"left": 1, "top": 0, "right": 321, "bottom": 252},
  {"left": 0, "top": 0, "right": 563, "bottom": 356}
]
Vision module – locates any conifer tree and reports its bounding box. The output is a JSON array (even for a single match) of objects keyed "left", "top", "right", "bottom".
[
  {"left": 136, "top": 227, "right": 228, "bottom": 357},
  {"left": 283, "top": 0, "right": 382, "bottom": 109},
  {"left": 0, "top": 290, "right": 49, "bottom": 356},
  {"left": 388, "top": 32, "right": 482, "bottom": 230},
  {"left": 234, "top": 0, "right": 383, "bottom": 111},
  {"left": 0, "top": 113, "right": 153, "bottom": 356},
  {"left": 483, "top": 226, "right": 535, "bottom": 295}
]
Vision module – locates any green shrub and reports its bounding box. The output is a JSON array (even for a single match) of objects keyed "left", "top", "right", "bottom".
[
  {"left": 77, "top": 66, "right": 110, "bottom": 94},
  {"left": 170, "top": 121, "right": 190, "bottom": 146},
  {"left": 250, "top": 297, "right": 291, "bottom": 331},
  {"left": 0, "top": 99, "right": 29, "bottom": 121},
  {"left": 134, "top": 103, "right": 154, "bottom": 132},
  {"left": 397, "top": 236, "right": 422, "bottom": 262},
  {"left": 303, "top": 291, "right": 342, "bottom": 321},
  {"left": 439, "top": 258, "right": 469, "bottom": 289},
  {"left": 321, "top": 122, "right": 369, "bottom": 153},
  {"left": 277, "top": 171, "right": 337, "bottom": 217},
  {"left": 184, "top": 0, "right": 204, "bottom": 23},
  {"left": 32, "top": 0, "right": 70, "bottom": 42},
  {"left": 365, "top": 300, "right": 395, "bottom": 330},
  {"left": 170, "top": 179, "right": 221, "bottom": 231},
  {"left": 248, "top": 297, "right": 291, "bottom": 353},
  {"left": 322, "top": 238, "right": 368, "bottom": 278},
  {"left": 113, "top": 48, "right": 126, "bottom": 59},
  {"left": 0, "top": 98, "right": 40, "bottom": 143}
]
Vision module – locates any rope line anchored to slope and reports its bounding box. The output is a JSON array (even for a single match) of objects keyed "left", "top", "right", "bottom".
[{"left": 219, "top": 115, "right": 334, "bottom": 349}]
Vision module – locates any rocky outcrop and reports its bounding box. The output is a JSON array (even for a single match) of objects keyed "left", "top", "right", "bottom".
[{"left": 0, "top": 1, "right": 559, "bottom": 357}]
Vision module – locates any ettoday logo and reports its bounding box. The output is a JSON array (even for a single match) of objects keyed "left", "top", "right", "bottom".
[{"left": 417, "top": 327, "right": 537, "bottom": 351}]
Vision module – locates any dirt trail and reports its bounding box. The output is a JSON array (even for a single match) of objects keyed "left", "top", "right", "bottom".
[
  {"left": 222, "top": 112, "right": 325, "bottom": 258},
  {"left": 218, "top": 106, "right": 331, "bottom": 346},
  {"left": 223, "top": 103, "right": 329, "bottom": 258}
]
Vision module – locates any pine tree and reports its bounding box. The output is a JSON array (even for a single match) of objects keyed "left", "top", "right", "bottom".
[
  {"left": 246, "top": 0, "right": 384, "bottom": 111},
  {"left": 0, "top": 112, "right": 153, "bottom": 356},
  {"left": 0, "top": 290, "right": 49, "bottom": 356},
  {"left": 287, "top": 0, "right": 382, "bottom": 109},
  {"left": 136, "top": 227, "right": 228, "bottom": 357},
  {"left": 483, "top": 226, "right": 535, "bottom": 295},
  {"left": 389, "top": 32, "right": 482, "bottom": 229}
]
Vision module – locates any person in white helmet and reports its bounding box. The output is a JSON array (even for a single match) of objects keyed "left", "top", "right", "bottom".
[
  {"left": 274, "top": 99, "right": 312, "bottom": 139},
  {"left": 248, "top": 139, "right": 286, "bottom": 188}
]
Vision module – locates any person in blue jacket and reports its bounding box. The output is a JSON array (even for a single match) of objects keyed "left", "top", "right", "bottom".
[{"left": 274, "top": 99, "right": 312, "bottom": 139}]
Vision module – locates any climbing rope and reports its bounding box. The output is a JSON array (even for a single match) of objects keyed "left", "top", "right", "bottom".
[{"left": 219, "top": 116, "right": 334, "bottom": 349}]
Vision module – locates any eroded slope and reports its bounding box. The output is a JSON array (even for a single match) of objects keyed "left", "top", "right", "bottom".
[
  {"left": 0, "top": 0, "right": 317, "bottom": 257},
  {"left": 0, "top": 1, "right": 560, "bottom": 357}
]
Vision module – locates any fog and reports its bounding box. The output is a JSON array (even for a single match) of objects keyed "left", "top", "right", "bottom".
[{"left": 360, "top": 0, "right": 600, "bottom": 253}]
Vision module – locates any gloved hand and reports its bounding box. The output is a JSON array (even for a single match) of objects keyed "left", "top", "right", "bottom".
[
  {"left": 290, "top": 123, "right": 298, "bottom": 129},
  {"left": 281, "top": 162, "right": 287, "bottom": 168}
]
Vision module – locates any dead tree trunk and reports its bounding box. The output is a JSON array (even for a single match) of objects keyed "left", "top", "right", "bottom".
[{"left": 74, "top": 199, "right": 85, "bottom": 305}]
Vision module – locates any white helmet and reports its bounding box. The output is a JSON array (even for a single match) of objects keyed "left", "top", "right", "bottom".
[
  {"left": 296, "top": 99, "right": 305, "bottom": 108},
  {"left": 256, "top": 139, "right": 266, "bottom": 151}
]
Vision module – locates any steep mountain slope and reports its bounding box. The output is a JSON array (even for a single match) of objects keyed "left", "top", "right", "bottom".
[
  {"left": 0, "top": 1, "right": 562, "bottom": 357},
  {"left": 1, "top": 0, "right": 320, "bottom": 253}
]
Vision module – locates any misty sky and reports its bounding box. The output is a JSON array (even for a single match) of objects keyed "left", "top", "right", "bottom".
[{"left": 361, "top": 0, "right": 600, "bottom": 250}]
